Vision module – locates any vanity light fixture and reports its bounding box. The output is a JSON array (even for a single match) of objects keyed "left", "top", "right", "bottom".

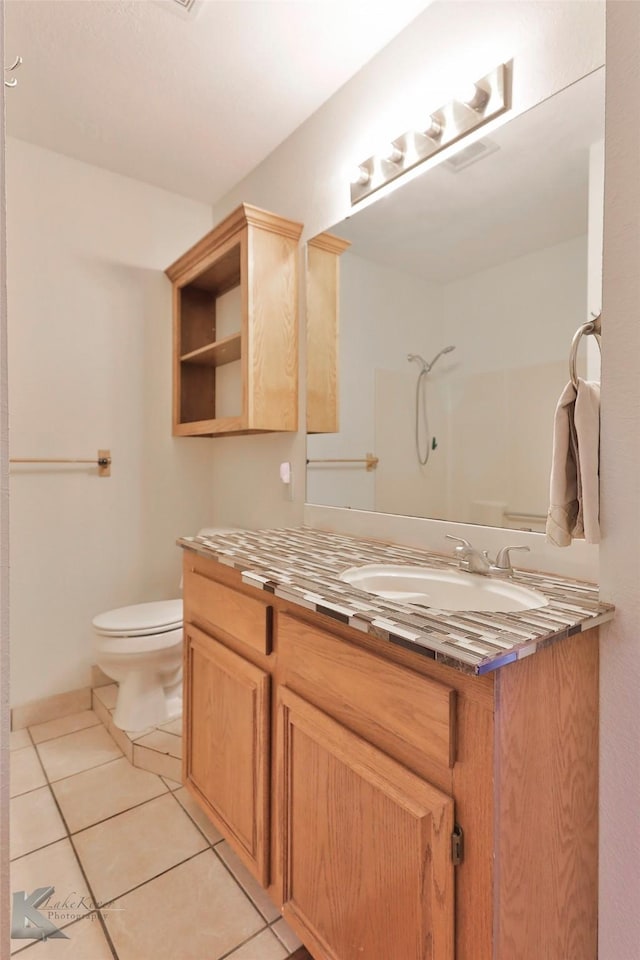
[{"left": 350, "top": 62, "right": 510, "bottom": 205}]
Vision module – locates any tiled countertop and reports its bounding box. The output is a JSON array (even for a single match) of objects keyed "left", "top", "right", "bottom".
[{"left": 178, "top": 527, "right": 614, "bottom": 676}]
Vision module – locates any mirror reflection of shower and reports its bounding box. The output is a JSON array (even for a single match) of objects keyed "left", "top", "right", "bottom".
[{"left": 407, "top": 346, "right": 456, "bottom": 464}]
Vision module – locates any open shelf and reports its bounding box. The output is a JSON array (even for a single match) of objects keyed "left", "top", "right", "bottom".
[{"left": 180, "top": 333, "right": 242, "bottom": 368}]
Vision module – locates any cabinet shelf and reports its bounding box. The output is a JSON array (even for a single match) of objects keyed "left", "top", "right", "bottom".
[{"left": 180, "top": 333, "right": 242, "bottom": 368}]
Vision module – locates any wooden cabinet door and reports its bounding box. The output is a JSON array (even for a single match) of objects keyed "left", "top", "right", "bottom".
[
  {"left": 184, "top": 624, "right": 270, "bottom": 884},
  {"left": 277, "top": 687, "right": 455, "bottom": 960}
]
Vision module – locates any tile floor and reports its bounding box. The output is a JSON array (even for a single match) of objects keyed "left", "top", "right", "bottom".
[
  {"left": 90, "top": 685, "right": 183, "bottom": 782},
  {"left": 9, "top": 710, "right": 305, "bottom": 959}
]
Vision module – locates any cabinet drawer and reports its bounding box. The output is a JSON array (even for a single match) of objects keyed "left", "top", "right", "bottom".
[
  {"left": 184, "top": 570, "right": 272, "bottom": 655},
  {"left": 279, "top": 613, "right": 456, "bottom": 770}
]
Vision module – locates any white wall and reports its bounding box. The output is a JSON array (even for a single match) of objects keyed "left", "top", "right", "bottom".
[
  {"left": 7, "top": 140, "right": 214, "bottom": 706},
  {"left": 599, "top": 3, "right": 640, "bottom": 954}
]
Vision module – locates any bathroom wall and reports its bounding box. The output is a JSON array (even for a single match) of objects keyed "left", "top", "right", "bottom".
[
  {"left": 7, "top": 139, "right": 214, "bottom": 706},
  {"left": 599, "top": 3, "right": 640, "bottom": 954}
]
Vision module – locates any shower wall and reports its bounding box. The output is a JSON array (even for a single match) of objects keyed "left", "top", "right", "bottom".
[
  {"left": 441, "top": 233, "right": 587, "bottom": 525},
  {"left": 370, "top": 234, "right": 588, "bottom": 523},
  {"left": 306, "top": 252, "right": 444, "bottom": 511}
]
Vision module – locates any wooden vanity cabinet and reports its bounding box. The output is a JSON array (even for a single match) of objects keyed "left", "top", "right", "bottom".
[
  {"left": 181, "top": 552, "right": 599, "bottom": 960},
  {"left": 166, "top": 204, "right": 303, "bottom": 437}
]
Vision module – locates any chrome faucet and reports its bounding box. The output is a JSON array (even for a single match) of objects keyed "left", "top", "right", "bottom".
[
  {"left": 488, "top": 545, "right": 530, "bottom": 578},
  {"left": 446, "top": 535, "right": 530, "bottom": 578},
  {"left": 445, "top": 535, "right": 491, "bottom": 574}
]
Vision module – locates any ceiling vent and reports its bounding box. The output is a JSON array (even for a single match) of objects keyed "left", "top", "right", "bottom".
[
  {"left": 158, "top": 0, "right": 200, "bottom": 19},
  {"left": 445, "top": 139, "right": 500, "bottom": 173}
]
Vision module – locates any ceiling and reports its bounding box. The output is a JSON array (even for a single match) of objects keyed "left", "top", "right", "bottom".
[
  {"left": 5, "top": 0, "right": 432, "bottom": 204},
  {"left": 332, "top": 68, "right": 605, "bottom": 283}
]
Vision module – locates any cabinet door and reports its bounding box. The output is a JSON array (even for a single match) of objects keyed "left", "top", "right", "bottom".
[
  {"left": 184, "top": 624, "right": 270, "bottom": 884},
  {"left": 277, "top": 688, "right": 455, "bottom": 960}
]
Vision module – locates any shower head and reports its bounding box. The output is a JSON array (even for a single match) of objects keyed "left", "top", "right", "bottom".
[{"left": 407, "top": 346, "right": 456, "bottom": 373}]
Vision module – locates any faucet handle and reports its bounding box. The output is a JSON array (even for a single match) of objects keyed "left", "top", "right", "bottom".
[
  {"left": 494, "top": 545, "right": 530, "bottom": 570},
  {"left": 445, "top": 534, "right": 473, "bottom": 551}
]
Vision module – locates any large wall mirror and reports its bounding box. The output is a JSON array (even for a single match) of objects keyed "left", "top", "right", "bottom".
[{"left": 306, "top": 68, "right": 604, "bottom": 532}]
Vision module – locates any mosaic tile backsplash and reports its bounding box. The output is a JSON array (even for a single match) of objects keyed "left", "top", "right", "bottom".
[{"left": 179, "top": 528, "right": 614, "bottom": 676}]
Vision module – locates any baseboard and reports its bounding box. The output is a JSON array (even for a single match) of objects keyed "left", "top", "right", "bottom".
[
  {"left": 11, "top": 686, "right": 92, "bottom": 731},
  {"left": 91, "top": 664, "right": 113, "bottom": 688}
]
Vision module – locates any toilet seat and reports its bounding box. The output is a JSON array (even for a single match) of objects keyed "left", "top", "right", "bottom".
[{"left": 93, "top": 600, "right": 183, "bottom": 638}]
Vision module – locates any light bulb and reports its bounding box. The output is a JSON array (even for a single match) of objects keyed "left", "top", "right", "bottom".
[
  {"left": 455, "top": 80, "right": 490, "bottom": 111},
  {"left": 380, "top": 142, "right": 404, "bottom": 164},
  {"left": 350, "top": 165, "right": 370, "bottom": 186},
  {"left": 423, "top": 116, "right": 443, "bottom": 140}
]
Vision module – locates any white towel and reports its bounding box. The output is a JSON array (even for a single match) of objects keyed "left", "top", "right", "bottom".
[{"left": 546, "top": 378, "right": 600, "bottom": 546}]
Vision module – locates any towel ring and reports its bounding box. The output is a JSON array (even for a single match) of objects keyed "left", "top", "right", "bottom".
[{"left": 569, "top": 314, "right": 601, "bottom": 388}]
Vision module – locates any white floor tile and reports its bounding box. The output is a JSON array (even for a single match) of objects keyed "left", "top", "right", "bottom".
[
  {"left": 52, "top": 757, "right": 167, "bottom": 833},
  {"left": 10, "top": 914, "right": 112, "bottom": 959},
  {"left": 10, "top": 747, "right": 47, "bottom": 798},
  {"left": 30, "top": 711, "right": 101, "bottom": 745},
  {"left": 36, "top": 726, "right": 122, "bottom": 783},
  {"left": 10, "top": 730, "right": 31, "bottom": 752},
  {"left": 103, "top": 850, "right": 264, "bottom": 960},
  {"left": 72, "top": 793, "right": 208, "bottom": 904},
  {"left": 10, "top": 787, "right": 67, "bottom": 860}
]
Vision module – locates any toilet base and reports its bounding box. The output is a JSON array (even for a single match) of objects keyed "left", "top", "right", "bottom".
[{"left": 96, "top": 631, "right": 183, "bottom": 732}]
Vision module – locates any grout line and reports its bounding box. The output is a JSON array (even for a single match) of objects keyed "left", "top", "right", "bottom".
[
  {"left": 132, "top": 742, "right": 182, "bottom": 760},
  {"left": 211, "top": 843, "right": 278, "bottom": 925},
  {"left": 10, "top": 832, "right": 69, "bottom": 865},
  {"left": 23, "top": 723, "right": 120, "bottom": 958},
  {"left": 34, "top": 752, "right": 126, "bottom": 786},
  {"left": 69, "top": 789, "right": 173, "bottom": 839},
  {"left": 96, "top": 848, "right": 214, "bottom": 910},
  {"left": 166, "top": 788, "right": 224, "bottom": 848},
  {"left": 27, "top": 716, "right": 102, "bottom": 746},
  {"left": 9, "top": 912, "right": 108, "bottom": 957},
  {"left": 43, "top": 755, "right": 126, "bottom": 789},
  {"left": 26, "top": 716, "right": 106, "bottom": 749},
  {"left": 215, "top": 924, "right": 272, "bottom": 960},
  {"left": 9, "top": 781, "right": 49, "bottom": 801}
]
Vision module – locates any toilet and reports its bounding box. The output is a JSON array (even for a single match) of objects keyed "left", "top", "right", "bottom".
[
  {"left": 93, "top": 528, "right": 238, "bottom": 732},
  {"left": 93, "top": 600, "right": 183, "bottom": 732}
]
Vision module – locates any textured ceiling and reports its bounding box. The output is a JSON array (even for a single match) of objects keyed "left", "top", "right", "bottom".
[{"left": 5, "top": 0, "right": 432, "bottom": 203}]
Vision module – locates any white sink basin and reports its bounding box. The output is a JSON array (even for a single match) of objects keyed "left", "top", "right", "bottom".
[{"left": 339, "top": 564, "right": 548, "bottom": 613}]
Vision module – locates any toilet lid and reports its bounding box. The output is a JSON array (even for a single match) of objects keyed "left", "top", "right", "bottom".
[{"left": 93, "top": 600, "right": 183, "bottom": 637}]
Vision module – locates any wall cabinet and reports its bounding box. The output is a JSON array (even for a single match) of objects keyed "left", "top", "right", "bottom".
[
  {"left": 305, "top": 232, "right": 351, "bottom": 434},
  {"left": 182, "top": 550, "right": 599, "bottom": 960},
  {"left": 166, "top": 204, "right": 303, "bottom": 437}
]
